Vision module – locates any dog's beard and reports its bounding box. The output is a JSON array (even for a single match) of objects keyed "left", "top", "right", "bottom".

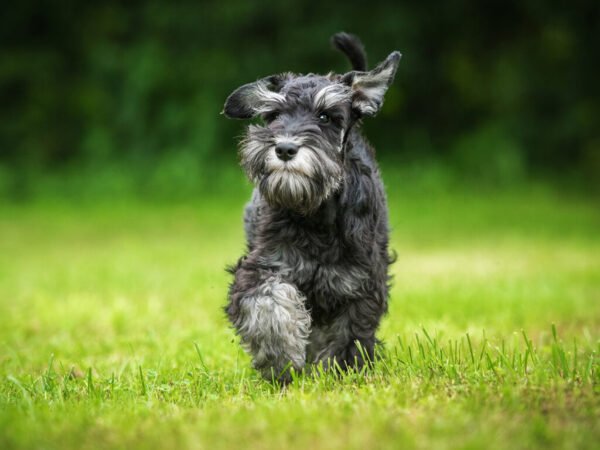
[
  {"left": 244, "top": 149, "right": 342, "bottom": 215},
  {"left": 259, "top": 170, "right": 325, "bottom": 214}
]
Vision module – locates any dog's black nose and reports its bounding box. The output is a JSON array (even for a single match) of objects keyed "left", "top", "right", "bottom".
[{"left": 275, "top": 143, "right": 298, "bottom": 161}]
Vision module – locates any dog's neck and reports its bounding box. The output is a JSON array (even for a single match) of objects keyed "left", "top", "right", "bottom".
[{"left": 276, "top": 193, "right": 339, "bottom": 229}]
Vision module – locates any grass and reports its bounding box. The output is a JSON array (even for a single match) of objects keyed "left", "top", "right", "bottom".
[{"left": 0, "top": 175, "right": 599, "bottom": 449}]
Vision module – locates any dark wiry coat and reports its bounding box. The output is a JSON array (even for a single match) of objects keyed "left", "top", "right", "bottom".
[{"left": 223, "top": 33, "right": 400, "bottom": 382}]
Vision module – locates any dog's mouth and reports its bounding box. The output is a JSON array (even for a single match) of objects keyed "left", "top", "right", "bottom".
[{"left": 270, "top": 164, "right": 310, "bottom": 177}]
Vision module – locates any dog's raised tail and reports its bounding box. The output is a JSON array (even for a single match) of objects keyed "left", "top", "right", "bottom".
[{"left": 331, "top": 32, "right": 368, "bottom": 71}]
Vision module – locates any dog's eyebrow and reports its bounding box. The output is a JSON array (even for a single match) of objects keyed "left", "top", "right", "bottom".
[
  {"left": 313, "top": 84, "right": 350, "bottom": 110},
  {"left": 252, "top": 84, "right": 287, "bottom": 114}
]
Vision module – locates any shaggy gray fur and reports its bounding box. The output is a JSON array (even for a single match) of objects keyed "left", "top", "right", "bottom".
[{"left": 223, "top": 32, "right": 401, "bottom": 382}]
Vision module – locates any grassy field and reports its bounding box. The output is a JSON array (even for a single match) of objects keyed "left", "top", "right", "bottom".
[{"left": 0, "top": 176, "right": 599, "bottom": 449}]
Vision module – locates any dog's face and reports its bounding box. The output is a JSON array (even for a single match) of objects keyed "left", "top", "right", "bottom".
[{"left": 223, "top": 52, "right": 401, "bottom": 214}]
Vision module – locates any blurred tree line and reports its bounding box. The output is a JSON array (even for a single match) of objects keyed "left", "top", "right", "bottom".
[{"left": 1, "top": 0, "right": 599, "bottom": 197}]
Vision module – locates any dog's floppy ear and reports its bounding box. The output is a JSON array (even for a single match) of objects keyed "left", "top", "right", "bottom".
[
  {"left": 342, "top": 51, "right": 401, "bottom": 117},
  {"left": 223, "top": 75, "right": 285, "bottom": 119}
]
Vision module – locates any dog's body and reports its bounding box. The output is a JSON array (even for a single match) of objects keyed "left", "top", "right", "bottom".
[{"left": 223, "top": 33, "right": 401, "bottom": 381}]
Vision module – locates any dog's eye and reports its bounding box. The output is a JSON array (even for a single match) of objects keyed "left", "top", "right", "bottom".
[{"left": 318, "top": 113, "right": 330, "bottom": 124}]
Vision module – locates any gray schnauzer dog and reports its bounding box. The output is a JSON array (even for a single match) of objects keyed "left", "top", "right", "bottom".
[{"left": 223, "top": 33, "right": 401, "bottom": 382}]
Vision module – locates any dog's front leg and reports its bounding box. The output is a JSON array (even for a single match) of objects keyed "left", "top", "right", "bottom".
[
  {"left": 227, "top": 267, "right": 311, "bottom": 382},
  {"left": 309, "top": 299, "right": 383, "bottom": 371}
]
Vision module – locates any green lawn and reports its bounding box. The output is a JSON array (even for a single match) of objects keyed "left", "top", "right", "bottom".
[{"left": 0, "top": 178, "right": 599, "bottom": 450}]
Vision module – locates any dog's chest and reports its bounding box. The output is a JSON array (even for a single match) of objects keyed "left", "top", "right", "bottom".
[
  {"left": 275, "top": 225, "right": 343, "bottom": 278},
  {"left": 272, "top": 223, "right": 370, "bottom": 311},
  {"left": 258, "top": 200, "right": 374, "bottom": 315}
]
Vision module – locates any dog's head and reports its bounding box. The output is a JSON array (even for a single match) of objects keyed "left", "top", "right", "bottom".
[{"left": 223, "top": 33, "right": 401, "bottom": 214}]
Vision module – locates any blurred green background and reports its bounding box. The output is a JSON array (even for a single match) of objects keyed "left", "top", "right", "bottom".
[
  {"left": 1, "top": 4, "right": 599, "bottom": 448},
  {"left": 1, "top": 0, "right": 599, "bottom": 200}
]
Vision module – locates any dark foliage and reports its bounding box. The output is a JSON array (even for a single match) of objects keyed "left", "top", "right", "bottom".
[{"left": 1, "top": 0, "right": 599, "bottom": 185}]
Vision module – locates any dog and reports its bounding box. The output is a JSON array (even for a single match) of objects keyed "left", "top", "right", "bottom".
[{"left": 223, "top": 32, "right": 401, "bottom": 382}]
